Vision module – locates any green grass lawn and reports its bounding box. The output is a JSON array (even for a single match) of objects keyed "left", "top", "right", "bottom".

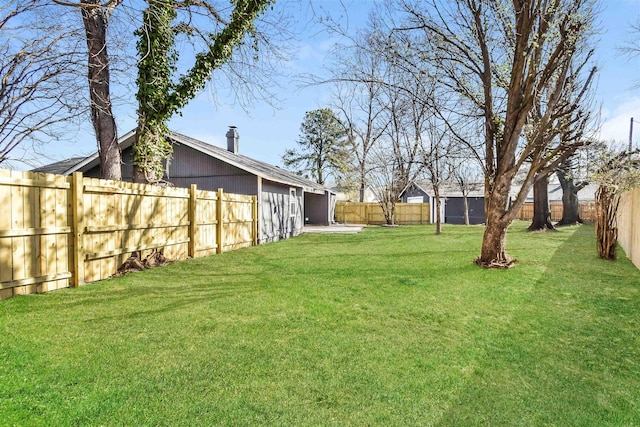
[{"left": 1, "top": 222, "right": 639, "bottom": 426}]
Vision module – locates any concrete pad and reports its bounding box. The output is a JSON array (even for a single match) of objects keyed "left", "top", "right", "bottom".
[{"left": 302, "top": 224, "right": 365, "bottom": 234}]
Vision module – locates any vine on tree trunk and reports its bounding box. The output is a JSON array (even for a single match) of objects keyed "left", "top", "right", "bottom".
[
  {"left": 594, "top": 185, "right": 620, "bottom": 260},
  {"left": 133, "top": 0, "right": 273, "bottom": 183}
]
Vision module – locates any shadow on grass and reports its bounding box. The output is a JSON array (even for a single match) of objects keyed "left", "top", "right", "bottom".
[
  {"left": 432, "top": 224, "right": 640, "bottom": 426},
  {"left": 34, "top": 261, "right": 269, "bottom": 323},
  {"left": 84, "top": 283, "right": 264, "bottom": 322}
]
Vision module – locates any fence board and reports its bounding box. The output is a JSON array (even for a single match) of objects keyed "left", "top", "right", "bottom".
[
  {"left": 618, "top": 188, "right": 640, "bottom": 269},
  {"left": 195, "top": 189, "right": 218, "bottom": 256},
  {"left": 516, "top": 202, "right": 596, "bottom": 223},
  {"left": 0, "top": 170, "right": 260, "bottom": 300},
  {"left": 11, "top": 175, "right": 25, "bottom": 283},
  {"left": 337, "top": 201, "right": 596, "bottom": 225},
  {"left": 223, "top": 193, "right": 255, "bottom": 251},
  {"left": 0, "top": 169, "right": 13, "bottom": 299},
  {"left": 336, "top": 202, "right": 431, "bottom": 225},
  {"left": 0, "top": 171, "right": 73, "bottom": 297}
]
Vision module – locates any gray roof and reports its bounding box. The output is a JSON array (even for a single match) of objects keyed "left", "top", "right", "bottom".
[
  {"left": 405, "top": 180, "right": 485, "bottom": 198},
  {"left": 168, "top": 131, "right": 329, "bottom": 194},
  {"left": 31, "top": 157, "right": 86, "bottom": 175},
  {"left": 34, "top": 129, "right": 331, "bottom": 195},
  {"left": 517, "top": 181, "right": 598, "bottom": 202}
]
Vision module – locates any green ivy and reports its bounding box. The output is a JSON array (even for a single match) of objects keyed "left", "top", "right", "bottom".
[
  {"left": 134, "top": 0, "right": 176, "bottom": 182},
  {"left": 133, "top": 0, "right": 274, "bottom": 183}
]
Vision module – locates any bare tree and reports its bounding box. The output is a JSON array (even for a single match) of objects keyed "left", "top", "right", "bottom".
[
  {"left": 79, "top": 0, "right": 122, "bottom": 180},
  {"left": 0, "top": 1, "right": 85, "bottom": 167},
  {"left": 368, "top": 144, "right": 403, "bottom": 225},
  {"left": 555, "top": 159, "right": 588, "bottom": 225},
  {"left": 370, "top": 73, "right": 425, "bottom": 225},
  {"left": 452, "top": 156, "right": 483, "bottom": 226},
  {"left": 555, "top": 141, "right": 604, "bottom": 225},
  {"left": 308, "top": 15, "right": 393, "bottom": 202},
  {"left": 332, "top": 78, "right": 388, "bottom": 202},
  {"left": 419, "top": 111, "right": 457, "bottom": 234},
  {"left": 51, "top": 0, "right": 127, "bottom": 180},
  {"left": 398, "top": 0, "right": 598, "bottom": 267},
  {"left": 593, "top": 149, "right": 640, "bottom": 260},
  {"left": 525, "top": 49, "right": 598, "bottom": 231}
]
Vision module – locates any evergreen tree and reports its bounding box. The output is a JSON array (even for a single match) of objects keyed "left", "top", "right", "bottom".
[{"left": 283, "top": 108, "right": 353, "bottom": 185}]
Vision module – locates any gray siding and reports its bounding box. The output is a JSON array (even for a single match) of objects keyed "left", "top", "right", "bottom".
[
  {"left": 401, "top": 184, "right": 430, "bottom": 203},
  {"left": 445, "top": 197, "right": 485, "bottom": 225},
  {"left": 260, "top": 181, "right": 303, "bottom": 243},
  {"left": 83, "top": 143, "right": 258, "bottom": 195},
  {"left": 166, "top": 143, "right": 256, "bottom": 194}
]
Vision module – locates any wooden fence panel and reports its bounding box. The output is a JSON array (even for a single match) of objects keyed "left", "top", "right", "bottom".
[
  {"left": 516, "top": 202, "right": 595, "bottom": 223},
  {"left": 335, "top": 202, "right": 431, "bottom": 225},
  {"left": 223, "top": 192, "right": 256, "bottom": 251},
  {"left": 82, "top": 178, "right": 193, "bottom": 283},
  {"left": 366, "top": 205, "right": 387, "bottom": 225},
  {"left": 395, "top": 203, "right": 430, "bottom": 224},
  {"left": 338, "top": 201, "right": 595, "bottom": 225},
  {"left": 0, "top": 170, "right": 262, "bottom": 301},
  {"left": 195, "top": 189, "right": 218, "bottom": 257},
  {"left": 618, "top": 188, "right": 640, "bottom": 269},
  {"left": 632, "top": 191, "right": 640, "bottom": 269},
  {"left": 335, "top": 202, "right": 370, "bottom": 224},
  {"left": 0, "top": 170, "right": 73, "bottom": 299}
]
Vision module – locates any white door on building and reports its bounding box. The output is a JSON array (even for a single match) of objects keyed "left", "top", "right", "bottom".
[{"left": 430, "top": 197, "right": 446, "bottom": 223}]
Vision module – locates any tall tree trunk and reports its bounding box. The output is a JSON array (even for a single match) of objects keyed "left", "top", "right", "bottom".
[
  {"left": 463, "top": 194, "right": 470, "bottom": 226},
  {"left": 478, "top": 217, "right": 509, "bottom": 266},
  {"left": 132, "top": 121, "right": 170, "bottom": 184},
  {"left": 595, "top": 185, "right": 619, "bottom": 260},
  {"left": 433, "top": 187, "right": 442, "bottom": 235},
  {"left": 359, "top": 165, "right": 366, "bottom": 202},
  {"left": 476, "top": 174, "right": 515, "bottom": 267},
  {"left": 81, "top": 0, "right": 120, "bottom": 180},
  {"left": 528, "top": 173, "right": 555, "bottom": 231},
  {"left": 556, "top": 167, "right": 584, "bottom": 226},
  {"left": 385, "top": 199, "right": 396, "bottom": 225}
]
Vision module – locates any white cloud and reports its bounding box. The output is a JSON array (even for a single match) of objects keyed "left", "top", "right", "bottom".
[{"left": 598, "top": 95, "right": 640, "bottom": 147}]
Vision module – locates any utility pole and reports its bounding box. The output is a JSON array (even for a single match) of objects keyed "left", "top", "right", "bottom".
[{"left": 629, "top": 117, "right": 634, "bottom": 151}]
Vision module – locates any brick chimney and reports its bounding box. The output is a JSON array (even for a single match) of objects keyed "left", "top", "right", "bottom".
[{"left": 226, "top": 126, "right": 239, "bottom": 153}]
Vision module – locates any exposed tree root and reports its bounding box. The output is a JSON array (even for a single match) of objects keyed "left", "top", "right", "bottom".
[
  {"left": 555, "top": 219, "right": 583, "bottom": 227},
  {"left": 115, "top": 250, "right": 171, "bottom": 276},
  {"left": 473, "top": 257, "right": 518, "bottom": 269},
  {"left": 143, "top": 250, "right": 168, "bottom": 268},
  {"left": 527, "top": 223, "right": 557, "bottom": 232}
]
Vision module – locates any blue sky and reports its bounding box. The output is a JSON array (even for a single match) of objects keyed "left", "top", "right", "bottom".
[{"left": 20, "top": 0, "right": 640, "bottom": 170}]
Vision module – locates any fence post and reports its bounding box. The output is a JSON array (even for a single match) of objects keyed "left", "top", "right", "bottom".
[
  {"left": 71, "top": 172, "right": 84, "bottom": 287},
  {"left": 216, "top": 188, "right": 224, "bottom": 254},
  {"left": 188, "top": 184, "right": 197, "bottom": 258},
  {"left": 252, "top": 195, "right": 258, "bottom": 246}
]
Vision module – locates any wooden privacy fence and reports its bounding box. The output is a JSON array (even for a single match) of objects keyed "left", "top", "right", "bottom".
[
  {"left": 337, "top": 201, "right": 596, "bottom": 225},
  {"left": 617, "top": 188, "right": 640, "bottom": 270},
  {"left": 516, "top": 202, "right": 596, "bottom": 222},
  {"left": 0, "top": 170, "right": 257, "bottom": 301},
  {"left": 335, "top": 202, "right": 430, "bottom": 225}
]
